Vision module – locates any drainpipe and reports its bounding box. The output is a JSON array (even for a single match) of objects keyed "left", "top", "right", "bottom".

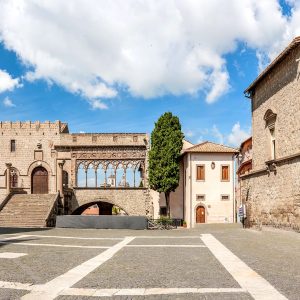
[
  {"left": 190, "top": 153, "right": 193, "bottom": 228},
  {"left": 232, "top": 154, "right": 236, "bottom": 223}
]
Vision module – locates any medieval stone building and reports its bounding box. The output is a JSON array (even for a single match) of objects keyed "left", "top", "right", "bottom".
[
  {"left": 242, "top": 37, "right": 300, "bottom": 230},
  {"left": 0, "top": 121, "right": 151, "bottom": 226}
]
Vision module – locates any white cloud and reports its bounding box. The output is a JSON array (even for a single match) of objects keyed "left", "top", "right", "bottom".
[
  {"left": 0, "top": 1, "right": 298, "bottom": 108},
  {"left": 226, "top": 122, "right": 251, "bottom": 147},
  {"left": 3, "top": 96, "right": 16, "bottom": 107},
  {"left": 0, "top": 69, "right": 21, "bottom": 93},
  {"left": 185, "top": 130, "right": 195, "bottom": 138},
  {"left": 212, "top": 125, "right": 224, "bottom": 145}
]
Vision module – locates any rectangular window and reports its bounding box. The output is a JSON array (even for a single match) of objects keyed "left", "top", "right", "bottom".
[
  {"left": 221, "top": 165, "right": 229, "bottom": 181},
  {"left": 196, "top": 165, "right": 205, "bottom": 181},
  {"left": 160, "top": 206, "right": 167, "bottom": 216},
  {"left": 10, "top": 140, "right": 15, "bottom": 152},
  {"left": 92, "top": 135, "right": 97, "bottom": 143},
  {"left": 221, "top": 195, "right": 230, "bottom": 201},
  {"left": 72, "top": 136, "right": 77, "bottom": 143},
  {"left": 133, "top": 135, "right": 138, "bottom": 142},
  {"left": 196, "top": 194, "right": 205, "bottom": 201}
]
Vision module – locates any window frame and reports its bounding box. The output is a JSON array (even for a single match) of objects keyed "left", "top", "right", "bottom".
[
  {"left": 221, "top": 194, "right": 230, "bottom": 201},
  {"left": 221, "top": 165, "right": 230, "bottom": 182},
  {"left": 196, "top": 194, "right": 206, "bottom": 201},
  {"left": 10, "top": 139, "right": 16, "bottom": 152},
  {"left": 196, "top": 164, "right": 205, "bottom": 181}
]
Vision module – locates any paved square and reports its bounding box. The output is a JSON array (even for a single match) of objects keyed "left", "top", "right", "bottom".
[{"left": 0, "top": 224, "right": 299, "bottom": 300}]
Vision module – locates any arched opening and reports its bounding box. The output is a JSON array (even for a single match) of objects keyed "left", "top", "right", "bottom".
[
  {"left": 77, "top": 163, "right": 86, "bottom": 187},
  {"left": 196, "top": 205, "right": 206, "bottom": 223},
  {"left": 9, "top": 168, "right": 19, "bottom": 188},
  {"left": 72, "top": 201, "right": 127, "bottom": 215},
  {"left": 31, "top": 166, "right": 48, "bottom": 194}
]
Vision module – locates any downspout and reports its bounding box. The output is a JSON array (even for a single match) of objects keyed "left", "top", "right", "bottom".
[
  {"left": 182, "top": 156, "right": 185, "bottom": 221},
  {"left": 232, "top": 154, "right": 236, "bottom": 223},
  {"left": 190, "top": 153, "right": 193, "bottom": 228}
]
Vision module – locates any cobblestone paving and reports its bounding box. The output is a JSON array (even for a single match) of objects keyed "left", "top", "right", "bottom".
[{"left": 0, "top": 224, "right": 299, "bottom": 299}]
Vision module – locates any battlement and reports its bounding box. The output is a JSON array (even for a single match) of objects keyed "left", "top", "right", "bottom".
[{"left": 0, "top": 121, "right": 69, "bottom": 133}]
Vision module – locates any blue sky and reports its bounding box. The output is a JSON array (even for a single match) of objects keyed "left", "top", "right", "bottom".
[{"left": 0, "top": 1, "right": 297, "bottom": 147}]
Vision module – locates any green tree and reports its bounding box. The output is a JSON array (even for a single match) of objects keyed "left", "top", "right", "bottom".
[{"left": 149, "top": 112, "right": 184, "bottom": 217}]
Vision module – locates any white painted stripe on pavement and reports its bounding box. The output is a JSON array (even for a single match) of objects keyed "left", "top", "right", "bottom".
[
  {"left": 61, "top": 287, "right": 247, "bottom": 297},
  {"left": 0, "top": 235, "right": 29, "bottom": 241},
  {"left": 0, "top": 241, "right": 110, "bottom": 249},
  {"left": 201, "top": 234, "right": 288, "bottom": 300},
  {"left": 21, "top": 234, "right": 122, "bottom": 240},
  {"left": 135, "top": 236, "right": 201, "bottom": 238},
  {"left": 0, "top": 252, "right": 27, "bottom": 258},
  {"left": 21, "top": 236, "right": 135, "bottom": 300},
  {"left": 126, "top": 244, "right": 206, "bottom": 248},
  {"left": 0, "top": 280, "right": 33, "bottom": 290}
]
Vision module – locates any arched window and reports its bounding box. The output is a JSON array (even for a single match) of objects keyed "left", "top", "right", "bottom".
[
  {"left": 10, "top": 168, "right": 19, "bottom": 188},
  {"left": 264, "top": 109, "right": 277, "bottom": 160}
]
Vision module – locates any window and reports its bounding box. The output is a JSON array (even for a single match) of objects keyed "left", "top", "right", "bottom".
[
  {"left": 10, "top": 169, "right": 18, "bottom": 188},
  {"left": 113, "top": 135, "right": 118, "bottom": 142},
  {"left": 72, "top": 136, "right": 77, "bottom": 143},
  {"left": 264, "top": 109, "right": 277, "bottom": 160},
  {"left": 196, "top": 194, "right": 205, "bottom": 201},
  {"left": 221, "top": 165, "right": 229, "bottom": 181},
  {"left": 133, "top": 135, "right": 138, "bottom": 142},
  {"left": 270, "top": 128, "right": 276, "bottom": 160},
  {"left": 92, "top": 135, "right": 97, "bottom": 143},
  {"left": 10, "top": 140, "right": 15, "bottom": 152},
  {"left": 196, "top": 165, "right": 205, "bottom": 181},
  {"left": 221, "top": 195, "right": 230, "bottom": 201},
  {"left": 160, "top": 206, "right": 167, "bottom": 216}
]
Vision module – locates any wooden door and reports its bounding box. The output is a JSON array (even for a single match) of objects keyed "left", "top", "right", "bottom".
[
  {"left": 32, "top": 167, "right": 48, "bottom": 194},
  {"left": 196, "top": 206, "right": 205, "bottom": 223}
]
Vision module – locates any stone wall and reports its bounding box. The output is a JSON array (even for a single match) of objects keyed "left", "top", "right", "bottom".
[
  {"left": 242, "top": 43, "right": 300, "bottom": 230},
  {"left": 242, "top": 158, "right": 300, "bottom": 230}
]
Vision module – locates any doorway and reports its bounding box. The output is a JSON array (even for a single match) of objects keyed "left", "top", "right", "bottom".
[
  {"left": 31, "top": 166, "right": 48, "bottom": 194},
  {"left": 196, "top": 206, "right": 205, "bottom": 223}
]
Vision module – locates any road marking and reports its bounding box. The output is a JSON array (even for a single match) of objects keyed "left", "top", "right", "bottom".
[
  {"left": 0, "top": 281, "right": 247, "bottom": 296},
  {"left": 62, "top": 287, "right": 247, "bottom": 297},
  {"left": 21, "top": 236, "right": 135, "bottom": 300},
  {"left": 201, "top": 234, "right": 288, "bottom": 300},
  {"left": 21, "top": 234, "right": 123, "bottom": 240},
  {"left": 135, "top": 236, "right": 201, "bottom": 238},
  {"left": 0, "top": 281, "right": 33, "bottom": 290},
  {"left": 0, "top": 252, "right": 27, "bottom": 258},
  {"left": 0, "top": 235, "right": 29, "bottom": 241},
  {"left": 126, "top": 244, "right": 206, "bottom": 248},
  {"left": 0, "top": 241, "right": 110, "bottom": 249}
]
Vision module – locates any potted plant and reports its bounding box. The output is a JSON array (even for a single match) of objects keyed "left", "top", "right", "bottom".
[{"left": 182, "top": 220, "right": 187, "bottom": 228}]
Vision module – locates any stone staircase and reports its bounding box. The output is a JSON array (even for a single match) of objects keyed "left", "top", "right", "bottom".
[{"left": 0, "top": 193, "right": 59, "bottom": 227}]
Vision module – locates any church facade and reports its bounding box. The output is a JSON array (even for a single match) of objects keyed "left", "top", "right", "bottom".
[{"left": 241, "top": 37, "right": 300, "bottom": 230}]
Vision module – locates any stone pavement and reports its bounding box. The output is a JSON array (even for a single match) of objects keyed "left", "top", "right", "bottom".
[{"left": 0, "top": 224, "right": 299, "bottom": 299}]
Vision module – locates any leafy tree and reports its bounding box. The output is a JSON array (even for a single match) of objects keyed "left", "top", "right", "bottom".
[{"left": 149, "top": 112, "right": 184, "bottom": 217}]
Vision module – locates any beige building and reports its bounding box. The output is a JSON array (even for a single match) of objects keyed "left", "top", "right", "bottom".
[
  {"left": 241, "top": 37, "right": 300, "bottom": 230},
  {"left": 157, "top": 141, "right": 238, "bottom": 228}
]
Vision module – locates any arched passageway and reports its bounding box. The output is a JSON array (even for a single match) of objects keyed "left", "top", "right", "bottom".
[{"left": 72, "top": 201, "right": 127, "bottom": 216}]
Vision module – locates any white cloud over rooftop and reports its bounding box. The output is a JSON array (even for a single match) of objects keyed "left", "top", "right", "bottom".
[{"left": 0, "top": 0, "right": 299, "bottom": 108}]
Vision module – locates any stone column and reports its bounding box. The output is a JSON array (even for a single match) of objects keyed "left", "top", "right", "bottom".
[
  {"left": 5, "top": 163, "right": 12, "bottom": 194},
  {"left": 58, "top": 160, "right": 65, "bottom": 197}
]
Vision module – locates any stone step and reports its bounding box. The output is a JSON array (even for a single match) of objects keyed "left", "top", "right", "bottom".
[{"left": 0, "top": 193, "right": 58, "bottom": 227}]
